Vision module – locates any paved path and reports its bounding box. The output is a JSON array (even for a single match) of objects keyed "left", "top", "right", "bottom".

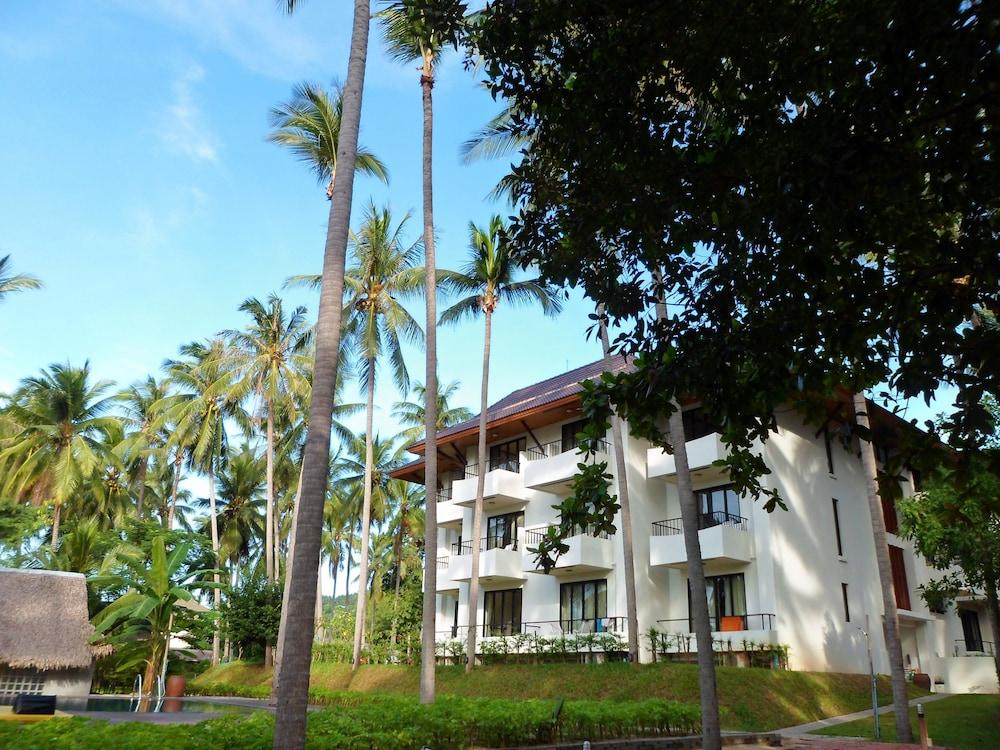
[
  {"left": 784, "top": 738, "right": 947, "bottom": 750},
  {"left": 776, "top": 693, "right": 951, "bottom": 737}
]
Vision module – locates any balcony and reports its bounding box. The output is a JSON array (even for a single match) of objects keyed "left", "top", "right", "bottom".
[
  {"left": 448, "top": 536, "right": 526, "bottom": 586},
  {"left": 435, "top": 556, "right": 459, "bottom": 594},
  {"left": 654, "top": 614, "right": 779, "bottom": 656},
  {"left": 434, "top": 487, "right": 464, "bottom": 529},
  {"left": 522, "top": 525, "right": 615, "bottom": 576},
  {"left": 953, "top": 640, "right": 996, "bottom": 657},
  {"left": 522, "top": 439, "right": 610, "bottom": 494},
  {"left": 452, "top": 462, "right": 528, "bottom": 512},
  {"left": 649, "top": 512, "right": 752, "bottom": 569},
  {"left": 647, "top": 432, "right": 728, "bottom": 483}
]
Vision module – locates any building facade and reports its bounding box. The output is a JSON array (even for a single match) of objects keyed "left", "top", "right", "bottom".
[{"left": 392, "top": 360, "right": 998, "bottom": 693}]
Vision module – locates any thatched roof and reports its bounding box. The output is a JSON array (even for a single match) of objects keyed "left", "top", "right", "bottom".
[{"left": 0, "top": 568, "right": 95, "bottom": 671}]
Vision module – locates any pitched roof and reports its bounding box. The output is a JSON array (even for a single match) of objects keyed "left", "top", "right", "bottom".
[
  {"left": 0, "top": 568, "right": 95, "bottom": 671},
  {"left": 407, "top": 357, "right": 631, "bottom": 453}
]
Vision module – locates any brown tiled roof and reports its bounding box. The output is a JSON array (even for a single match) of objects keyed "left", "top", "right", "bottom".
[{"left": 406, "top": 357, "right": 631, "bottom": 454}]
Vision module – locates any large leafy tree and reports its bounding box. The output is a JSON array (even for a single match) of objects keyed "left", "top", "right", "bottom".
[
  {"left": 0, "top": 254, "right": 42, "bottom": 302},
  {"left": 471, "top": 2, "right": 1000, "bottom": 742},
  {"left": 439, "top": 215, "right": 561, "bottom": 669},
  {"left": 341, "top": 203, "right": 424, "bottom": 669},
  {"left": 272, "top": 1, "right": 373, "bottom": 745},
  {"left": 223, "top": 294, "right": 311, "bottom": 585},
  {"left": 118, "top": 376, "right": 171, "bottom": 518},
  {"left": 378, "top": 0, "right": 468, "bottom": 704},
  {"left": 0, "top": 362, "right": 119, "bottom": 548},
  {"left": 392, "top": 380, "right": 473, "bottom": 444}
]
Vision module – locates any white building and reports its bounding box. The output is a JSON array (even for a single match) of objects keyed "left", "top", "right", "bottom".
[{"left": 391, "top": 360, "right": 998, "bottom": 693}]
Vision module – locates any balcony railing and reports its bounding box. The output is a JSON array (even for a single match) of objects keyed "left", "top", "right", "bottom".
[
  {"left": 953, "top": 639, "right": 995, "bottom": 657},
  {"left": 453, "top": 457, "right": 521, "bottom": 480},
  {"left": 652, "top": 511, "right": 748, "bottom": 536},
  {"left": 436, "top": 557, "right": 449, "bottom": 570},
  {"left": 522, "top": 524, "right": 611, "bottom": 547},
  {"left": 439, "top": 617, "right": 626, "bottom": 639},
  {"left": 657, "top": 613, "right": 776, "bottom": 632},
  {"left": 452, "top": 535, "right": 521, "bottom": 555},
  {"left": 523, "top": 438, "right": 610, "bottom": 462},
  {"left": 435, "top": 487, "right": 452, "bottom": 503}
]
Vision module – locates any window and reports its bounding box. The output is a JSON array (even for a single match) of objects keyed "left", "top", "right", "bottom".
[
  {"left": 882, "top": 496, "right": 899, "bottom": 535},
  {"left": 888, "top": 545, "right": 911, "bottom": 610},
  {"left": 0, "top": 671, "right": 44, "bottom": 698},
  {"left": 560, "top": 579, "right": 608, "bottom": 633},
  {"left": 824, "top": 426, "right": 836, "bottom": 474},
  {"left": 832, "top": 498, "right": 844, "bottom": 557},
  {"left": 451, "top": 599, "right": 459, "bottom": 638},
  {"left": 561, "top": 419, "right": 588, "bottom": 452},
  {"left": 486, "top": 512, "right": 523, "bottom": 550},
  {"left": 697, "top": 484, "right": 741, "bottom": 525},
  {"left": 682, "top": 407, "right": 717, "bottom": 441},
  {"left": 484, "top": 588, "right": 522, "bottom": 636},
  {"left": 489, "top": 437, "right": 525, "bottom": 472},
  {"left": 959, "top": 609, "right": 984, "bottom": 652},
  {"left": 841, "top": 583, "right": 851, "bottom": 622},
  {"left": 689, "top": 573, "right": 747, "bottom": 631}
]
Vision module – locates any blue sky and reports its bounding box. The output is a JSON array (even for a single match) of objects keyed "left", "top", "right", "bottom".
[{"left": 0, "top": 0, "right": 602, "bottom": 443}]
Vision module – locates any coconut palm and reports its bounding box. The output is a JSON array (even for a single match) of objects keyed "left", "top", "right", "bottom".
[
  {"left": 0, "top": 362, "right": 119, "bottom": 548},
  {"left": 222, "top": 294, "right": 311, "bottom": 585},
  {"left": 383, "top": 478, "right": 425, "bottom": 646},
  {"left": 0, "top": 254, "right": 42, "bottom": 302},
  {"left": 163, "top": 340, "right": 250, "bottom": 665},
  {"left": 438, "top": 215, "right": 562, "bottom": 669},
  {"left": 392, "top": 380, "right": 473, "bottom": 444},
  {"left": 459, "top": 105, "right": 530, "bottom": 202},
  {"left": 341, "top": 203, "right": 423, "bottom": 669},
  {"left": 118, "top": 376, "right": 171, "bottom": 518},
  {"left": 272, "top": 1, "right": 374, "bottom": 741},
  {"left": 268, "top": 82, "right": 388, "bottom": 201}
]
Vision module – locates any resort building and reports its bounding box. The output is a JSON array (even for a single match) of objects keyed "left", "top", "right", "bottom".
[
  {"left": 0, "top": 568, "right": 95, "bottom": 701},
  {"left": 392, "top": 359, "right": 998, "bottom": 694}
]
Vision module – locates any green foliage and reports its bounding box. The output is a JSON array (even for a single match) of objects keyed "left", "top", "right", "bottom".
[
  {"left": 0, "top": 500, "right": 45, "bottom": 562},
  {"left": 222, "top": 576, "right": 282, "bottom": 660}
]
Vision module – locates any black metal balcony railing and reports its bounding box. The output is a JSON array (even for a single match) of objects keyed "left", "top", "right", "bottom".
[
  {"left": 435, "top": 486, "right": 452, "bottom": 503},
  {"left": 522, "top": 524, "right": 611, "bottom": 547},
  {"left": 657, "top": 613, "right": 775, "bottom": 633},
  {"left": 523, "top": 438, "right": 610, "bottom": 462},
  {"left": 437, "top": 617, "right": 625, "bottom": 641},
  {"left": 436, "top": 557, "right": 449, "bottom": 570},
  {"left": 452, "top": 535, "right": 521, "bottom": 555},
  {"left": 953, "top": 639, "right": 995, "bottom": 657},
  {"left": 651, "top": 511, "right": 748, "bottom": 536},
  {"left": 454, "top": 457, "right": 521, "bottom": 481}
]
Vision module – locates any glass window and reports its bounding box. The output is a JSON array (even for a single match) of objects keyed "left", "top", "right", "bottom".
[
  {"left": 486, "top": 512, "right": 523, "bottom": 550},
  {"left": 696, "top": 485, "right": 741, "bottom": 524},
  {"left": 682, "top": 407, "right": 717, "bottom": 441},
  {"left": 689, "top": 573, "right": 747, "bottom": 630},
  {"left": 559, "top": 579, "right": 608, "bottom": 633},
  {"left": 832, "top": 498, "right": 844, "bottom": 556},
  {"left": 489, "top": 437, "right": 526, "bottom": 472},
  {"left": 561, "top": 420, "right": 588, "bottom": 452},
  {"left": 484, "top": 588, "right": 522, "bottom": 636}
]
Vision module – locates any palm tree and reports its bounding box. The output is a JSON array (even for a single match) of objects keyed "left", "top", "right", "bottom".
[
  {"left": 223, "top": 294, "right": 311, "bottom": 585},
  {"left": 854, "top": 392, "right": 913, "bottom": 742},
  {"left": 163, "top": 340, "right": 249, "bottom": 665},
  {"left": 438, "top": 215, "right": 561, "bottom": 669},
  {"left": 392, "top": 380, "right": 473, "bottom": 444},
  {"left": 379, "top": 0, "right": 467, "bottom": 703},
  {"left": 118, "top": 376, "right": 171, "bottom": 518},
  {"left": 272, "top": 0, "right": 373, "bottom": 743},
  {"left": 269, "top": 82, "right": 388, "bottom": 201},
  {"left": 0, "top": 362, "right": 119, "bottom": 548},
  {"left": 342, "top": 203, "right": 423, "bottom": 669},
  {"left": 459, "top": 105, "right": 530, "bottom": 202},
  {"left": 0, "top": 254, "right": 42, "bottom": 302},
  {"left": 384, "top": 478, "right": 425, "bottom": 646}
]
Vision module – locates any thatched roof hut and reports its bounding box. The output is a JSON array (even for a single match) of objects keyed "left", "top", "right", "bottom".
[{"left": 0, "top": 568, "right": 94, "bottom": 672}]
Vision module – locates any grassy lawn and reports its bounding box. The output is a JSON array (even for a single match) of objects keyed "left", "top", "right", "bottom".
[
  {"left": 814, "top": 694, "right": 1000, "bottom": 750},
  {"left": 191, "top": 661, "right": 928, "bottom": 732}
]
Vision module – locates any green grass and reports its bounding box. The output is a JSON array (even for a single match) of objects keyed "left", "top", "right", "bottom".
[
  {"left": 814, "top": 694, "right": 1000, "bottom": 750},
  {"left": 190, "top": 660, "right": 928, "bottom": 731}
]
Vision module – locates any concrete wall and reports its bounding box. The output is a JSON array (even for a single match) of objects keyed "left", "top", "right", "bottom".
[{"left": 929, "top": 656, "right": 999, "bottom": 694}]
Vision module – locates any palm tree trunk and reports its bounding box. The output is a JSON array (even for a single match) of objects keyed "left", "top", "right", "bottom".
[
  {"left": 598, "top": 307, "right": 640, "bottom": 663},
  {"left": 466, "top": 307, "right": 492, "bottom": 670},
  {"left": 854, "top": 392, "right": 913, "bottom": 743},
  {"left": 652, "top": 272, "right": 720, "bottom": 749},
  {"left": 315, "top": 560, "right": 325, "bottom": 642},
  {"left": 668, "top": 407, "right": 722, "bottom": 750},
  {"left": 50, "top": 502, "right": 61, "bottom": 550},
  {"left": 271, "top": 2, "right": 369, "bottom": 745},
  {"left": 419, "top": 47, "right": 440, "bottom": 705},
  {"left": 266, "top": 404, "right": 276, "bottom": 584},
  {"left": 331, "top": 557, "right": 339, "bottom": 606},
  {"left": 352, "top": 362, "right": 377, "bottom": 669},
  {"left": 208, "top": 461, "right": 221, "bottom": 666},
  {"left": 345, "top": 523, "right": 355, "bottom": 601},
  {"left": 136, "top": 455, "right": 149, "bottom": 517},
  {"left": 272, "top": 464, "right": 305, "bottom": 698},
  {"left": 167, "top": 449, "right": 183, "bottom": 530}
]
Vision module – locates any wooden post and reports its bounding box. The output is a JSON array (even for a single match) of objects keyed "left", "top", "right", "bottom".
[{"left": 917, "top": 703, "right": 930, "bottom": 750}]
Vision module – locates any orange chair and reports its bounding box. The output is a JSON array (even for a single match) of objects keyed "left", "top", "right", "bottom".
[{"left": 720, "top": 615, "right": 744, "bottom": 632}]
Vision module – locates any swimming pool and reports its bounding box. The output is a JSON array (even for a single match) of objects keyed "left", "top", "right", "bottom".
[{"left": 57, "top": 696, "right": 257, "bottom": 714}]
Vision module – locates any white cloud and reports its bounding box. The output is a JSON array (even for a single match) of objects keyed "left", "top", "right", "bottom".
[{"left": 160, "top": 64, "right": 219, "bottom": 163}]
